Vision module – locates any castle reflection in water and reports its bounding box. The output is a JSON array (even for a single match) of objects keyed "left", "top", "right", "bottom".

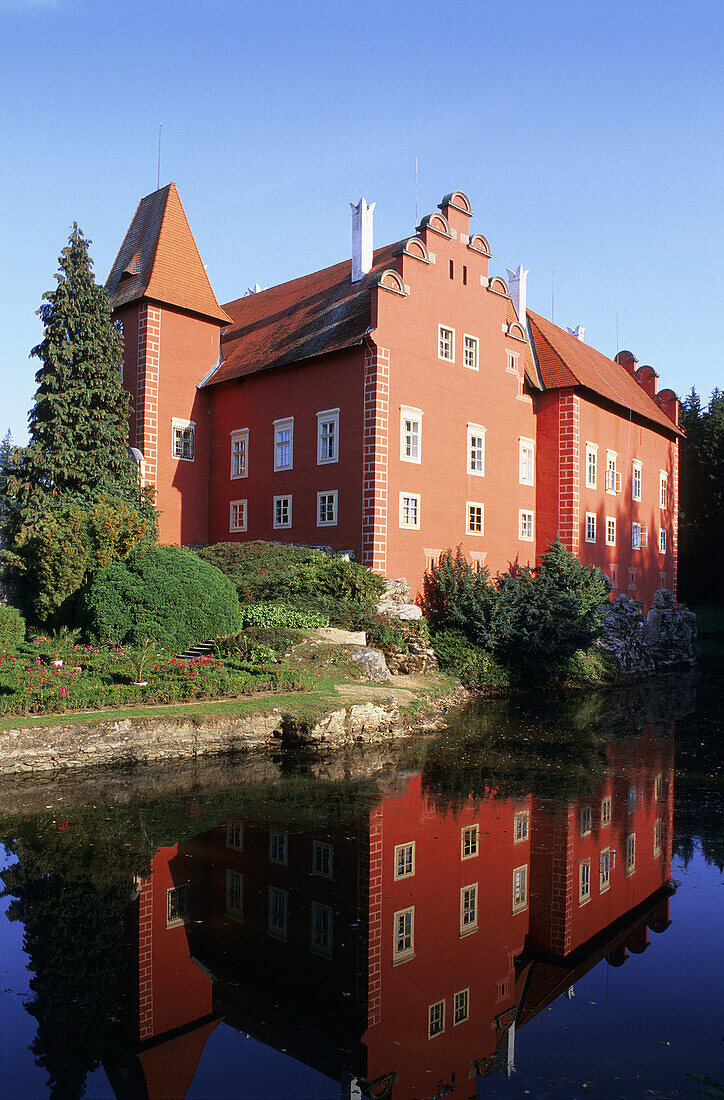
[{"left": 112, "top": 720, "right": 674, "bottom": 1100}]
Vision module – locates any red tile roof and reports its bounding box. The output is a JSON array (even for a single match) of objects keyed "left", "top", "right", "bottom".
[
  {"left": 528, "top": 310, "right": 681, "bottom": 435},
  {"left": 139, "top": 1018, "right": 220, "bottom": 1100},
  {"left": 106, "top": 183, "right": 231, "bottom": 325},
  {"left": 206, "top": 244, "right": 400, "bottom": 385}
]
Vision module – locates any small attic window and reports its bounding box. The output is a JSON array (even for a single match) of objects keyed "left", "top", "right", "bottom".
[{"left": 120, "top": 252, "right": 142, "bottom": 280}]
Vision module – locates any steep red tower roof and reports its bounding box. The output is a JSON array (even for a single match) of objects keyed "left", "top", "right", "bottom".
[
  {"left": 528, "top": 310, "right": 681, "bottom": 435},
  {"left": 106, "top": 183, "right": 231, "bottom": 325}
]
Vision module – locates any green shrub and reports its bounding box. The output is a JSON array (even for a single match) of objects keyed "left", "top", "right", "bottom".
[
  {"left": 239, "top": 603, "right": 329, "bottom": 630},
  {"left": 421, "top": 548, "right": 495, "bottom": 646},
  {"left": 197, "top": 542, "right": 385, "bottom": 619},
  {"left": 564, "top": 646, "right": 620, "bottom": 684},
  {"left": 77, "top": 546, "right": 241, "bottom": 652},
  {"left": 0, "top": 605, "right": 25, "bottom": 648},
  {"left": 431, "top": 627, "right": 509, "bottom": 690}
]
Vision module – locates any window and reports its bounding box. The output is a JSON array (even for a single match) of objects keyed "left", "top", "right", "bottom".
[
  {"left": 394, "top": 842, "right": 415, "bottom": 879},
  {"left": 512, "top": 865, "right": 528, "bottom": 913},
  {"left": 632, "top": 461, "right": 642, "bottom": 502},
  {"left": 519, "top": 438, "right": 535, "bottom": 485},
  {"left": 606, "top": 517, "right": 616, "bottom": 546},
  {"left": 585, "top": 512, "right": 596, "bottom": 543},
  {"left": 659, "top": 529, "right": 667, "bottom": 554},
  {"left": 317, "top": 409, "right": 339, "bottom": 465},
  {"left": 400, "top": 407, "right": 422, "bottom": 463},
  {"left": 506, "top": 350, "right": 519, "bottom": 374},
  {"left": 393, "top": 906, "right": 414, "bottom": 962},
  {"left": 632, "top": 523, "right": 648, "bottom": 549},
  {"left": 601, "top": 796, "right": 612, "bottom": 825},
  {"left": 273, "top": 495, "right": 292, "bottom": 529},
  {"left": 655, "top": 773, "right": 663, "bottom": 800},
  {"left": 467, "top": 502, "right": 484, "bottom": 535},
  {"left": 313, "top": 841, "right": 333, "bottom": 878},
  {"left": 438, "top": 325, "right": 454, "bottom": 361},
  {"left": 626, "top": 833, "right": 636, "bottom": 875},
  {"left": 628, "top": 566, "right": 637, "bottom": 591},
  {"left": 173, "top": 419, "right": 195, "bottom": 461},
  {"left": 269, "top": 830, "right": 288, "bottom": 865},
  {"left": 268, "top": 886, "right": 288, "bottom": 938},
  {"left": 230, "top": 499, "right": 247, "bottom": 532},
  {"left": 460, "top": 884, "right": 478, "bottom": 934},
  {"left": 600, "top": 848, "right": 611, "bottom": 892},
  {"left": 226, "top": 870, "right": 243, "bottom": 921},
  {"left": 461, "top": 825, "right": 478, "bottom": 860},
  {"left": 311, "top": 901, "right": 333, "bottom": 957},
  {"left": 273, "top": 417, "right": 293, "bottom": 471},
  {"left": 519, "top": 510, "right": 534, "bottom": 541},
  {"left": 514, "top": 810, "right": 529, "bottom": 843},
  {"left": 660, "top": 472, "right": 668, "bottom": 509},
  {"left": 230, "top": 429, "right": 249, "bottom": 478},
  {"left": 317, "top": 490, "right": 338, "bottom": 527},
  {"left": 463, "top": 334, "right": 479, "bottom": 370},
  {"left": 167, "top": 884, "right": 190, "bottom": 927},
  {"left": 467, "top": 424, "right": 486, "bottom": 476},
  {"left": 226, "top": 820, "right": 244, "bottom": 851},
  {"left": 586, "top": 444, "right": 598, "bottom": 489},
  {"left": 580, "top": 805, "right": 592, "bottom": 837},
  {"left": 579, "top": 860, "right": 591, "bottom": 904},
  {"left": 453, "top": 988, "right": 469, "bottom": 1025},
  {"left": 654, "top": 818, "right": 662, "bottom": 857},
  {"left": 399, "top": 493, "right": 420, "bottom": 529},
  {"left": 628, "top": 786, "right": 638, "bottom": 813},
  {"left": 428, "top": 999, "right": 445, "bottom": 1038},
  {"left": 606, "top": 451, "right": 621, "bottom": 494}
]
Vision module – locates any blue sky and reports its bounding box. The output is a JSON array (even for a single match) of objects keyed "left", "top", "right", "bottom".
[{"left": 1, "top": 0, "right": 721, "bottom": 444}]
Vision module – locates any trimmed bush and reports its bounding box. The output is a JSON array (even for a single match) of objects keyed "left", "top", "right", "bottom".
[
  {"left": 77, "top": 546, "right": 241, "bottom": 652},
  {"left": 239, "top": 603, "right": 329, "bottom": 630},
  {"left": 0, "top": 605, "right": 25, "bottom": 648}
]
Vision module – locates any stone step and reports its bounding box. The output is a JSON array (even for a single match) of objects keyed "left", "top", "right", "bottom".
[{"left": 176, "top": 642, "right": 215, "bottom": 661}]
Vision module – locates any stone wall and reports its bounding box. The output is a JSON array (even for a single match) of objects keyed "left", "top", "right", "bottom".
[{"left": 598, "top": 590, "right": 697, "bottom": 674}]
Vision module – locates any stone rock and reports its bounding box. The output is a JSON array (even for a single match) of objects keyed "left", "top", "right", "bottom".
[
  {"left": 375, "top": 577, "right": 422, "bottom": 621},
  {"left": 351, "top": 646, "right": 393, "bottom": 682},
  {"left": 599, "top": 590, "right": 697, "bottom": 673},
  {"left": 313, "top": 627, "right": 367, "bottom": 646}
]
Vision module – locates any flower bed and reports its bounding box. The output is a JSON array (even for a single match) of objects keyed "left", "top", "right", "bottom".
[{"left": 0, "top": 638, "right": 310, "bottom": 717}]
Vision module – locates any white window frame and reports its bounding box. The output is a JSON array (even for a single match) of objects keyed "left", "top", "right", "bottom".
[
  {"left": 519, "top": 437, "right": 535, "bottom": 486},
  {"left": 310, "top": 901, "right": 333, "bottom": 957},
  {"left": 230, "top": 428, "right": 249, "bottom": 479},
  {"left": 606, "top": 516, "right": 616, "bottom": 546},
  {"left": 632, "top": 460, "right": 642, "bottom": 502},
  {"left": 317, "top": 408, "right": 339, "bottom": 465},
  {"left": 312, "top": 840, "right": 334, "bottom": 879},
  {"left": 317, "top": 490, "right": 338, "bottom": 528},
  {"left": 512, "top": 864, "right": 528, "bottom": 913},
  {"left": 438, "top": 324, "right": 454, "bottom": 362},
  {"left": 654, "top": 818, "right": 662, "bottom": 857},
  {"left": 658, "top": 528, "right": 667, "bottom": 554},
  {"left": 519, "top": 510, "right": 534, "bottom": 541},
  {"left": 226, "top": 820, "right": 244, "bottom": 851},
  {"left": 600, "top": 848, "right": 611, "bottom": 892},
  {"left": 606, "top": 450, "right": 621, "bottom": 494},
  {"left": 514, "top": 810, "right": 529, "bottom": 843},
  {"left": 585, "top": 512, "right": 597, "bottom": 543},
  {"left": 632, "top": 522, "right": 648, "bottom": 550},
  {"left": 580, "top": 805, "right": 592, "bottom": 837},
  {"left": 461, "top": 824, "right": 479, "bottom": 860},
  {"left": 166, "top": 883, "right": 190, "bottom": 928},
  {"left": 172, "top": 418, "right": 195, "bottom": 462},
  {"left": 230, "top": 499, "right": 247, "bottom": 533},
  {"left": 467, "top": 423, "right": 486, "bottom": 477},
  {"left": 579, "top": 859, "right": 591, "bottom": 904},
  {"left": 655, "top": 773, "right": 663, "bottom": 800},
  {"left": 463, "top": 333, "right": 479, "bottom": 370},
  {"left": 626, "top": 833, "right": 636, "bottom": 876},
  {"left": 660, "top": 471, "right": 668, "bottom": 509},
  {"left": 273, "top": 494, "right": 292, "bottom": 529},
  {"left": 400, "top": 406, "right": 423, "bottom": 464},
  {"left": 226, "top": 869, "right": 244, "bottom": 922},
  {"left": 453, "top": 988, "right": 470, "bottom": 1025},
  {"left": 268, "top": 886, "right": 288, "bottom": 939},
  {"left": 585, "top": 443, "right": 598, "bottom": 489},
  {"left": 466, "top": 501, "right": 484, "bottom": 536},
  {"left": 601, "top": 796, "right": 612, "bottom": 826},
  {"left": 428, "top": 999, "right": 446, "bottom": 1038},
  {"left": 393, "top": 906, "right": 415, "bottom": 963},
  {"left": 394, "top": 841, "right": 415, "bottom": 880},
  {"left": 269, "top": 829, "right": 288, "bottom": 866},
  {"left": 273, "top": 417, "right": 294, "bottom": 472},
  {"left": 399, "top": 492, "right": 420, "bottom": 530},
  {"left": 460, "top": 883, "right": 478, "bottom": 935}
]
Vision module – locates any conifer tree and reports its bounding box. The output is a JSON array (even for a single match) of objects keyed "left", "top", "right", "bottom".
[{"left": 9, "top": 225, "right": 145, "bottom": 525}]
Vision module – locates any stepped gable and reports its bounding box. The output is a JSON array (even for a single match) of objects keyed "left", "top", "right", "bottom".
[
  {"left": 207, "top": 242, "right": 400, "bottom": 385},
  {"left": 106, "top": 183, "right": 231, "bottom": 325},
  {"left": 528, "top": 310, "right": 681, "bottom": 436}
]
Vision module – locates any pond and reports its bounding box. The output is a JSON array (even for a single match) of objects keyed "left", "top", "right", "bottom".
[{"left": 0, "top": 662, "right": 722, "bottom": 1099}]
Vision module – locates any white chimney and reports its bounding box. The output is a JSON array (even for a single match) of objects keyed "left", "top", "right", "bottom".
[
  {"left": 506, "top": 265, "right": 528, "bottom": 324},
  {"left": 567, "top": 325, "right": 586, "bottom": 342},
  {"left": 351, "top": 197, "right": 375, "bottom": 283}
]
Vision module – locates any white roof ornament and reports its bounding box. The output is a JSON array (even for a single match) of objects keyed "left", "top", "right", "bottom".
[
  {"left": 244, "top": 283, "right": 263, "bottom": 296},
  {"left": 351, "top": 197, "right": 375, "bottom": 283},
  {"left": 567, "top": 325, "right": 586, "bottom": 342},
  {"left": 506, "top": 265, "right": 528, "bottom": 324}
]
